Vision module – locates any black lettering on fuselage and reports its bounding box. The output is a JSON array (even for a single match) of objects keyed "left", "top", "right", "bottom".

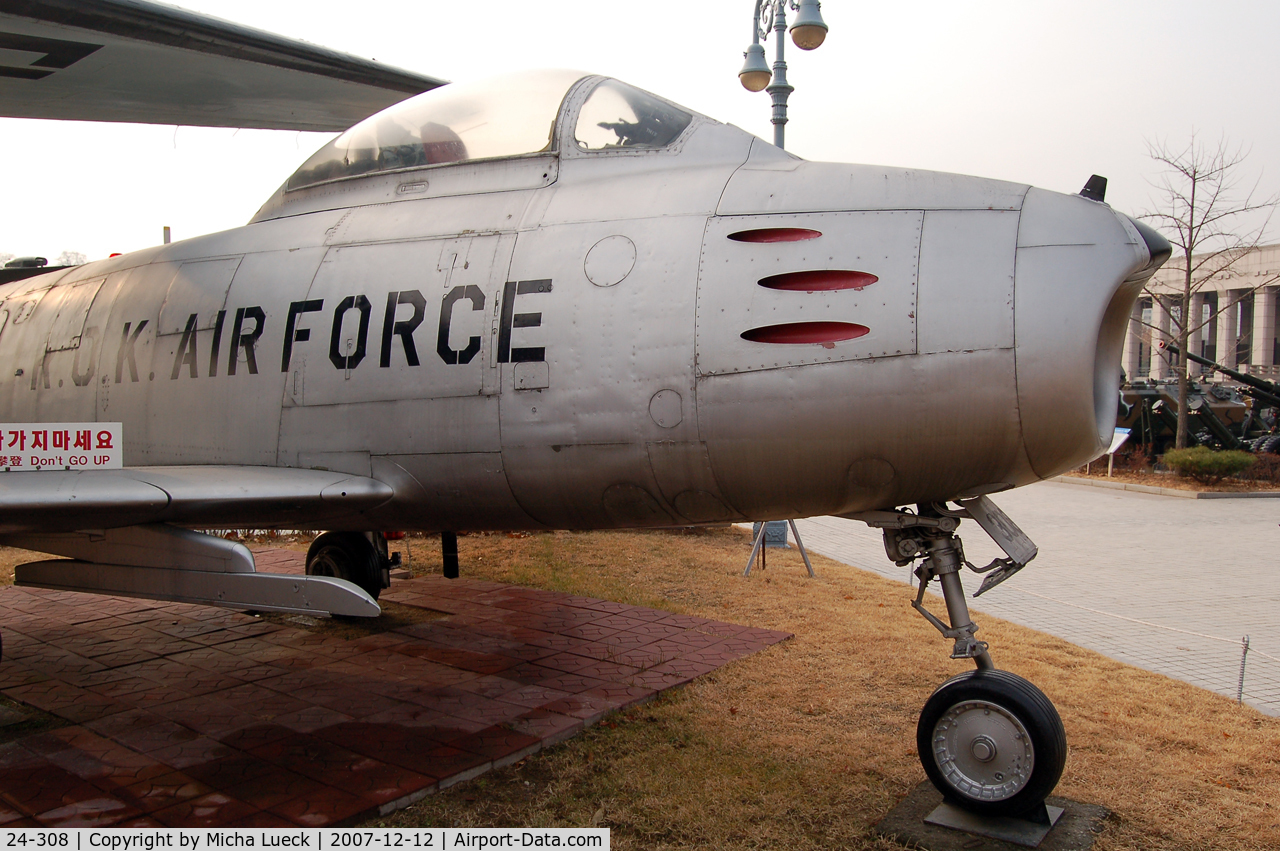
[
  {"left": 208, "top": 310, "right": 227, "bottom": 377},
  {"left": 281, "top": 299, "right": 323, "bottom": 372},
  {"left": 497, "top": 279, "right": 551, "bottom": 364},
  {"left": 381, "top": 290, "right": 426, "bottom": 367},
  {"left": 229, "top": 307, "right": 265, "bottom": 375},
  {"left": 72, "top": 326, "right": 99, "bottom": 387},
  {"left": 170, "top": 313, "right": 199, "bottom": 379},
  {"left": 115, "top": 320, "right": 148, "bottom": 384},
  {"left": 329, "top": 295, "right": 371, "bottom": 370},
  {"left": 437, "top": 285, "right": 486, "bottom": 365},
  {"left": 23, "top": 279, "right": 555, "bottom": 391}
]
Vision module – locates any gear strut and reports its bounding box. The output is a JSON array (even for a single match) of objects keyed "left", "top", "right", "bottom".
[
  {"left": 850, "top": 495, "right": 1066, "bottom": 819},
  {"left": 850, "top": 494, "right": 1038, "bottom": 669}
]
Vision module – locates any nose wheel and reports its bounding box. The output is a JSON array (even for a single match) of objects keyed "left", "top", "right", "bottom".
[
  {"left": 919, "top": 669, "right": 1066, "bottom": 817},
  {"left": 852, "top": 495, "right": 1066, "bottom": 818}
]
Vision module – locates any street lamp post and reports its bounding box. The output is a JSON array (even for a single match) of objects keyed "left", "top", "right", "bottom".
[
  {"left": 738, "top": 0, "right": 828, "bottom": 150},
  {"left": 738, "top": 1, "right": 828, "bottom": 572}
]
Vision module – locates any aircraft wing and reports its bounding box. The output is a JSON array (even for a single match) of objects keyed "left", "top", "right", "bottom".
[
  {"left": 0, "top": 465, "right": 395, "bottom": 534},
  {"left": 0, "top": 0, "right": 446, "bottom": 130}
]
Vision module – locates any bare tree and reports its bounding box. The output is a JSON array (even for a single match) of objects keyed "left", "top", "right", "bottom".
[
  {"left": 54, "top": 250, "right": 87, "bottom": 266},
  {"left": 1141, "top": 134, "right": 1279, "bottom": 449}
]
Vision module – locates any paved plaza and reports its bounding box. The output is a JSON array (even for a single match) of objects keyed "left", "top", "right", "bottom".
[
  {"left": 790, "top": 480, "right": 1280, "bottom": 716},
  {"left": 0, "top": 557, "right": 787, "bottom": 827}
]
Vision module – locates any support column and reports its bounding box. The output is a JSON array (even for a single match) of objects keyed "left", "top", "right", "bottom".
[
  {"left": 1252, "top": 286, "right": 1276, "bottom": 369},
  {"left": 1122, "top": 299, "right": 1143, "bottom": 380},
  {"left": 1152, "top": 296, "right": 1172, "bottom": 379},
  {"left": 1187, "top": 293, "right": 1205, "bottom": 376},
  {"left": 1216, "top": 290, "right": 1239, "bottom": 369},
  {"left": 442, "top": 531, "right": 459, "bottom": 579}
]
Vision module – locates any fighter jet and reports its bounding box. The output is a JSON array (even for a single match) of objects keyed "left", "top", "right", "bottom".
[{"left": 0, "top": 0, "right": 1169, "bottom": 819}]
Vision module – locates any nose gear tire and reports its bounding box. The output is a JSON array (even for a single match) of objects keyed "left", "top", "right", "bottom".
[{"left": 917, "top": 669, "right": 1066, "bottom": 817}]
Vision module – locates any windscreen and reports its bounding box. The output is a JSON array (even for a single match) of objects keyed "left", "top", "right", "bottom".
[
  {"left": 287, "top": 69, "right": 587, "bottom": 191},
  {"left": 574, "top": 79, "right": 693, "bottom": 151}
]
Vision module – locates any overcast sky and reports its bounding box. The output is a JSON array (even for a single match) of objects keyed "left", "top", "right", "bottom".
[{"left": 3, "top": 0, "right": 1279, "bottom": 261}]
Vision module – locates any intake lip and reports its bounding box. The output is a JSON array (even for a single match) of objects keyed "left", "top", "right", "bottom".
[
  {"left": 1013, "top": 189, "right": 1172, "bottom": 480},
  {"left": 1131, "top": 218, "right": 1173, "bottom": 273}
]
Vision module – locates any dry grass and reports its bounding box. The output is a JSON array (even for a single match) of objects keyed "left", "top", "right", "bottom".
[
  {"left": 1, "top": 530, "right": 1276, "bottom": 849},
  {"left": 0, "top": 549, "right": 25, "bottom": 586},
  {"left": 1068, "top": 468, "right": 1278, "bottom": 492},
  {"left": 363, "top": 529, "right": 1277, "bottom": 850}
]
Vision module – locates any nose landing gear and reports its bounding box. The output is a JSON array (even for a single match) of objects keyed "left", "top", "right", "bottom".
[{"left": 852, "top": 496, "right": 1066, "bottom": 818}]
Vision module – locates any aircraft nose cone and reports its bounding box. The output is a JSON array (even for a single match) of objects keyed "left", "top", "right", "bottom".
[{"left": 1013, "top": 190, "right": 1168, "bottom": 479}]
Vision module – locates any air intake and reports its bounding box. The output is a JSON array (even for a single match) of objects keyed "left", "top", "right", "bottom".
[
  {"left": 727, "top": 227, "right": 822, "bottom": 243},
  {"left": 758, "top": 270, "right": 877, "bottom": 292},
  {"left": 741, "top": 321, "right": 870, "bottom": 345}
]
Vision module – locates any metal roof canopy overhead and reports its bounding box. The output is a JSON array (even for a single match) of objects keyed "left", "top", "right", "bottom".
[{"left": 0, "top": 0, "right": 446, "bottom": 131}]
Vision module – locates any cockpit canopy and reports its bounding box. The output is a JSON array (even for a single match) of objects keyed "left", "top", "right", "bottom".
[
  {"left": 572, "top": 79, "right": 693, "bottom": 151},
  {"left": 285, "top": 70, "right": 695, "bottom": 192}
]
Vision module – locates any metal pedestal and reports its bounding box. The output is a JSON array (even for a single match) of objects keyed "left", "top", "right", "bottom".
[
  {"left": 924, "top": 801, "right": 1064, "bottom": 848},
  {"left": 873, "top": 780, "right": 1108, "bottom": 851},
  {"left": 744, "top": 519, "right": 815, "bottom": 577}
]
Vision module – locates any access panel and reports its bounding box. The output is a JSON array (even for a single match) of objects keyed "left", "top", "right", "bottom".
[
  {"left": 286, "top": 234, "right": 514, "bottom": 407},
  {"left": 696, "top": 211, "right": 922, "bottom": 376}
]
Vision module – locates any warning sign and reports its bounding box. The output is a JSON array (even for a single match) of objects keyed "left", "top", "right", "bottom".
[{"left": 0, "top": 423, "right": 123, "bottom": 471}]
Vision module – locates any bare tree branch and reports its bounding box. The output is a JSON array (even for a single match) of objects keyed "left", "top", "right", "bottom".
[{"left": 1138, "top": 133, "right": 1279, "bottom": 448}]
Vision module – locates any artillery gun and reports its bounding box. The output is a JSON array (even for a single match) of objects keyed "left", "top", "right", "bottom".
[
  {"left": 1118, "top": 379, "right": 1254, "bottom": 455},
  {"left": 1159, "top": 341, "right": 1280, "bottom": 409},
  {"left": 1123, "top": 342, "right": 1280, "bottom": 455}
]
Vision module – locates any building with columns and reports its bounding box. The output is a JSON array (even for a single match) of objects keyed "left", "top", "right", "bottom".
[{"left": 1122, "top": 242, "right": 1280, "bottom": 382}]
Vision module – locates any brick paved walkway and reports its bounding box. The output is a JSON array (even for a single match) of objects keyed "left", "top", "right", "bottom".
[
  {"left": 790, "top": 480, "right": 1280, "bottom": 715},
  {"left": 0, "top": 556, "right": 789, "bottom": 827}
]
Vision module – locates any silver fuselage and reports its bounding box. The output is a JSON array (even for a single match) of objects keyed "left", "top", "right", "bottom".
[{"left": 0, "top": 111, "right": 1159, "bottom": 533}]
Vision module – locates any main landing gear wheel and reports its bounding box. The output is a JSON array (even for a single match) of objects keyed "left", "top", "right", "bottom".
[
  {"left": 306, "top": 532, "right": 384, "bottom": 601},
  {"left": 918, "top": 669, "right": 1066, "bottom": 817}
]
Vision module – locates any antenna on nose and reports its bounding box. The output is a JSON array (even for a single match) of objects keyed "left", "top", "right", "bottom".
[{"left": 1079, "top": 174, "right": 1108, "bottom": 202}]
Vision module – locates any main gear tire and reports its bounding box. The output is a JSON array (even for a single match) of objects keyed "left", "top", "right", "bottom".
[
  {"left": 917, "top": 669, "right": 1066, "bottom": 817},
  {"left": 306, "top": 532, "right": 383, "bottom": 601}
]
